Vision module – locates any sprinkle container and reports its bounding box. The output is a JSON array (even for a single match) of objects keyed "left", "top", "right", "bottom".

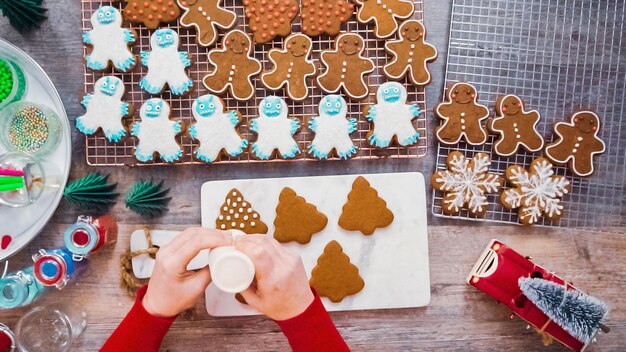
[{"left": 0, "top": 102, "right": 61, "bottom": 156}]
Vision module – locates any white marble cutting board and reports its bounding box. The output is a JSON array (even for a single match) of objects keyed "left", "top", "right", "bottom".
[{"left": 201, "top": 172, "right": 430, "bottom": 317}]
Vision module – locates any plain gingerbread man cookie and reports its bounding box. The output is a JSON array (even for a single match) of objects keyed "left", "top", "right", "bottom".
[
  {"left": 354, "top": 0, "right": 414, "bottom": 38},
  {"left": 488, "top": 94, "right": 544, "bottom": 156},
  {"left": 203, "top": 30, "right": 262, "bottom": 101},
  {"left": 435, "top": 82, "right": 489, "bottom": 145},
  {"left": 317, "top": 33, "right": 375, "bottom": 100},
  {"left": 178, "top": 0, "right": 237, "bottom": 47},
  {"left": 544, "top": 111, "right": 606, "bottom": 177},
  {"left": 384, "top": 20, "right": 437, "bottom": 86}
]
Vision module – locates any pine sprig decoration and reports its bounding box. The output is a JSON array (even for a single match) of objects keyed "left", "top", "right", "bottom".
[
  {"left": 519, "top": 277, "right": 609, "bottom": 344},
  {"left": 63, "top": 173, "right": 118, "bottom": 209},
  {"left": 0, "top": 0, "right": 48, "bottom": 31},
  {"left": 125, "top": 179, "right": 171, "bottom": 218}
]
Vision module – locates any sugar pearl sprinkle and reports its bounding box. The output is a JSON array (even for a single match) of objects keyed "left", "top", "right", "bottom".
[{"left": 9, "top": 106, "right": 49, "bottom": 153}]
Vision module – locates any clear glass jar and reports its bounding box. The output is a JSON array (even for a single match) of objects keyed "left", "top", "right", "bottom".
[
  {"left": 0, "top": 58, "right": 27, "bottom": 111},
  {"left": 64, "top": 215, "right": 118, "bottom": 258},
  {"left": 0, "top": 102, "right": 61, "bottom": 157},
  {"left": 0, "top": 152, "right": 49, "bottom": 208},
  {"left": 0, "top": 267, "right": 45, "bottom": 309},
  {"left": 15, "top": 305, "right": 87, "bottom": 352}
]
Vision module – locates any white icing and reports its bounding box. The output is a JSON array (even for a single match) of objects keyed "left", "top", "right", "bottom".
[
  {"left": 141, "top": 30, "right": 191, "bottom": 95},
  {"left": 77, "top": 76, "right": 128, "bottom": 142},
  {"left": 218, "top": 215, "right": 223, "bottom": 220},
  {"left": 251, "top": 97, "right": 300, "bottom": 159},
  {"left": 251, "top": 222, "right": 256, "bottom": 226},
  {"left": 226, "top": 215, "right": 231, "bottom": 220},
  {"left": 369, "top": 82, "right": 420, "bottom": 147},
  {"left": 243, "top": 215, "right": 249, "bottom": 220},
  {"left": 133, "top": 99, "right": 183, "bottom": 162},
  {"left": 435, "top": 82, "right": 489, "bottom": 145},
  {"left": 384, "top": 20, "right": 438, "bottom": 85},
  {"left": 309, "top": 95, "right": 356, "bottom": 158},
  {"left": 85, "top": 7, "right": 135, "bottom": 71},
  {"left": 233, "top": 202, "right": 237, "bottom": 207},
  {"left": 253, "top": 213, "right": 258, "bottom": 219},
  {"left": 221, "top": 224, "right": 226, "bottom": 229},
  {"left": 490, "top": 94, "right": 544, "bottom": 156}
]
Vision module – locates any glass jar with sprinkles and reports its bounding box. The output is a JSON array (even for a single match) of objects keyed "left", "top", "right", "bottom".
[
  {"left": 0, "top": 58, "right": 27, "bottom": 111},
  {"left": 0, "top": 102, "right": 61, "bottom": 156}
]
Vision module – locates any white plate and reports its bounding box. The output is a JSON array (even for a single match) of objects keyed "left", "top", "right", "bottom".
[
  {"left": 200, "top": 172, "right": 430, "bottom": 316},
  {"left": 0, "top": 38, "right": 71, "bottom": 261}
]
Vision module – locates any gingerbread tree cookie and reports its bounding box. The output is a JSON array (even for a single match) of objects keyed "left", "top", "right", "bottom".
[
  {"left": 273, "top": 188, "right": 328, "bottom": 244},
  {"left": 488, "top": 94, "right": 544, "bottom": 156},
  {"left": 262, "top": 34, "right": 316, "bottom": 101},
  {"left": 203, "top": 30, "right": 262, "bottom": 101},
  {"left": 317, "top": 33, "right": 375, "bottom": 100},
  {"left": 501, "top": 157, "right": 571, "bottom": 225},
  {"left": 178, "top": 0, "right": 237, "bottom": 47},
  {"left": 338, "top": 176, "right": 394, "bottom": 235},
  {"left": 216, "top": 189, "right": 268, "bottom": 234},
  {"left": 243, "top": 0, "right": 299, "bottom": 43},
  {"left": 431, "top": 151, "right": 503, "bottom": 216},
  {"left": 544, "top": 111, "right": 606, "bottom": 177},
  {"left": 310, "top": 240, "right": 365, "bottom": 303},
  {"left": 123, "top": 0, "right": 181, "bottom": 29},
  {"left": 354, "top": 0, "right": 414, "bottom": 38},
  {"left": 384, "top": 20, "right": 437, "bottom": 86},
  {"left": 300, "top": 0, "right": 354, "bottom": 37},
  {"left": 435, "top": 82, "right": 489, "bottom": 145}
]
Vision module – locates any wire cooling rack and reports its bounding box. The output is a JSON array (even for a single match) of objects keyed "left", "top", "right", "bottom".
[
  {"left": 80, "top": 0, "right": 428, "bottom": 166},
  {"left": 432, "top": 0, "right": 626, "bottom": 232}
]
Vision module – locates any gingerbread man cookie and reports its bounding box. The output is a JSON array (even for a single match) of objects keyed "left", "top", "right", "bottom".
[
  {"left": 243, "top": 0, "right": 299, "bottom": 43},
  {"left": 123, "top": 0, "right": 181, "bottom": 29},
  {"left": 262, "top": 34, "right": 316, "bottom": 101},
  {"left": 354, "top": 0, "right": 414, "bottom": 38},
  {"left": 544, "top": 111, "right": 606, "bottom": 177},
  {"left": 384, "top": 20, "right": 437, "bottom": 86},
  {"left": 300, "top": 0, "right": 354, "bottom": 37},
  {"left": 488, "top": 94, "right": 544, "bottom": 156},
  {"left": 317, "top": 33, "right": 375, "bottom": 100},
  {"left": 177, "top": 0, "right": 237, "bottom": 47},
  {"left": 435, "top": 82, "right": 489, "bottom": 145},
  {"left": 203, "top": 30, "right": 262, "bottom": 101},
  {"left": 83, "top": 6, "right": 137, "bottom": 72}
]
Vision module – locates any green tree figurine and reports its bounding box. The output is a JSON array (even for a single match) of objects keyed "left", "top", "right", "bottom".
[
  {"left": 63, "top": 173, "right": 118, "bottom": 210},
  {"left": 0, "top": 0, "right": 48, "bottom": 31},
  {"left": 125, "top": 179, "right": 171, "bottom": 218}
]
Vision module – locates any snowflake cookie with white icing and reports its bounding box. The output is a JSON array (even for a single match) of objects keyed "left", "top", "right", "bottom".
[
  {"left": 140, "top": 28, "right": 193, "bottom": 96},
  {"left": 250, "top": 96, "right": 300, "bottom": 160},
  {"left": 77, "top": 76, "right": 132, "bottom": 143},
  {"left": 131, "top": 98, "right": 184, "bottom": 163},
  {"left": 308, "top": 95, "right": 357, "bottom": 159},
  {"left": 366, "top": 82, "right": 421, "bottom": 147},
  {"left": 83, "top": 6, "right": 136, "bottom": 72},
  {"left": 501, "top": 157, "right": 571, "bottom": 226},
  {"left": 431, "top": 151, "right": 503, "bottom": 216},
  {"left": 188, "top": 94, "right": 248, "bottom": 163}
]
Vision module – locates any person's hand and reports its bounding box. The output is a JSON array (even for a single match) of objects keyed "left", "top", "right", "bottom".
[
  {"left": 235, "top": 234, "right": 314, "bottom": 321},
  {"left": 142, "top": 227, "right": 232, "bottom": 317}
]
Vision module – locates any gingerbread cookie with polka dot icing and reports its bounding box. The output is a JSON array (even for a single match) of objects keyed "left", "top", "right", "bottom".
[
  {"left": 488, "top": 94, "right": 544, "bottom": 156},
  {"left": 215, "top": 189, "right": 268, "bottom": 234},
  {"left": 243, "top": 0, "right": 299, "bottom": 44},
  {"left": 177, "top": 0, "right": 237, "bottom": 47},
  {"left": 123, "top": 0, "right": 181, "bottom": 30},
  {"left": 544, "top": 111, "right": 606, "bottom": 177},
  {"left": 435, "top": 82, "right": 489, "bottom": 145},
  {"left": 300, "top": 0, "right": 354, "bottom": 37},
  {"left": 354, "top": 0, "right": 414, "bottom": 38},
  {"left": 384, "top": 20, "right": 437, "bottom": 86}
]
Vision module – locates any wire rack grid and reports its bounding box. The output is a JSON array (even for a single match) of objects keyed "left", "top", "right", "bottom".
[
  {"left": 80, "top": 0, "right": 429, "bottom": 166},
  {"left": 432, "top": 0, "right": 626, "bottom": 233}
]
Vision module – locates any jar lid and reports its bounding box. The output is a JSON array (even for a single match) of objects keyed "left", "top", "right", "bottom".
[
  {"left": 33, "top": 252, "right": 67, "bottom": 287},
  {"left": 64, "top": 221, "right": 99, "bottom": 256}
]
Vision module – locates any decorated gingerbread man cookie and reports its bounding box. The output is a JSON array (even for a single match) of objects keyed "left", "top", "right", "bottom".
[
  {"left": 83, "top": 6, "right": 136, "bottom": 72},
  {"left": 262, "top": 34, "right": 316, "bottom": 101},
  {"left": 123, "top": 0, "right": 181, "bottom": 29},
  {"left": 544, "top": 111, "right": 606, "bottom": 177},
  {"left": 384, "top": 20, "right": 437, "bottom": 86},
  {"left": 140, "top": 29, "right": 193, "bottom": 96},
  {"left": 188, "top": 94, "right": 248, "bottom": 163},
  {"left": 300, "top": 0, "right": 354, "bottom": 37},
  {"left": 203, "top": 30, "right": 262, "bottom": 101},
  {"left": 250, "top": 96, "right": 300, "bottom": 159},
  {"left": 308, "top": 95, "right": 357, "bottom": 159},
  {"left": 435, "top": 82, "right": 489, "bottom": 145},
  {"left": 131, "top": 98, "right": 184, "bottom": 163},
  {"left": 488, "top": 94, "right": 544, "bottom": 156},
  {"left": 243, "top": 0, "right": 299, "bottom": 43},
  {"left": 177, "top": 0, "right": 237, "bottom": 47},
  {"left": 77, "top": 76, "right": 132, "bottom": 143},
  {"left": 365, "top": 82, "right": 421, "bottom": 147},
  {"left": 354, "top": 0, "right": 414, "bottom": 38},
  {"left": 317, "top": 33, "right": 375, "bottom": 100}
]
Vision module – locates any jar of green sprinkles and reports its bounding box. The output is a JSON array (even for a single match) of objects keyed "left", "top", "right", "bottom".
[
  {"left": 0, "top": 58, "right": 27, "bottom": 110},
  {"left": 0, "top": 102, "right": 61, "bottom": 156}
]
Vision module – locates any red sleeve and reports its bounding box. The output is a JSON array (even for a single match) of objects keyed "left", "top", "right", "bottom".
[
  {"left": 100, "top": 285, "right": 176, "bottom": 352},
  {"left": 275, "top": 288, "right": 350, "bottom": 352}
]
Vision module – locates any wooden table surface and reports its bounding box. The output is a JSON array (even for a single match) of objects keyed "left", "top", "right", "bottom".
[{"left": 0, "top": 1, "right": 624, "bottom": 351}]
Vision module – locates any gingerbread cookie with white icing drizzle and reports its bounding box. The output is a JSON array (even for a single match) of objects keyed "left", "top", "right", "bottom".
[{"left": 215, "top": 189, "right": 268, "bottom": 234}]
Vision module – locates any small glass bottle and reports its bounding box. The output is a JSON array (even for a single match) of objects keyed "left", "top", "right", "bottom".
[
  {"left": 63, "top": 215, "right": 118, "bottom": 259},
  {"left": 0, "top": 267, "right": 45, "bottom": 309},
  {"left": 0, "top": 322, "right": 16, "bottom": 351},
  {"left": 32, "top": 248, "right": 88, "bottom": 289}
]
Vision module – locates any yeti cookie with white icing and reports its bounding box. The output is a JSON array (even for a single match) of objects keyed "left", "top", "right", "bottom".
[
  {"left": 366, "top": 82, "right": 421, "bottom": 147},
  {"left": 77, "top": 76, "right": 132, "bottom": 143},
  {"left": 131, "top": 98, "right": 184, "bottom": 163},
  {"left": 83, "top": 6, "right": 136, "bottom": 72},
  {"left": 189, "top": 94, "right": 248, "bottom": 163},
  {"left": 308, "top": 95, "right": 357, "bottom": 159},
  {"left": 250, "top": 96, "right": 300, "bottom": 160},
  {"left": 140, "top": 28, "right": 193, "bottom": 96}
]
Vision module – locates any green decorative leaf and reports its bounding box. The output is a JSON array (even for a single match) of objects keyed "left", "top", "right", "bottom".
[
  {"left": 125, "top": 179, "right": 171, "bottom": 218},
  {"left": 0, "top": 0, "right": 48, "bottom": 31},
  {"left": 63, "top": 173, "right": 118, "bottom": 209}
]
